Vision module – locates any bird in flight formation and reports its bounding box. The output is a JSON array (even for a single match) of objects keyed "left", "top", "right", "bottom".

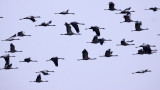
[
  {"left": 55, "top": 9, "right": 75, "bottom": 15},
  {"left": 35, "top": 20, "right": 56, "bottom": 27},
  {"left": 132, "top": 69, "right": 151, "bottom": 74},
  {"left": 20, "top": 16, "right": 41, "bottom": 22},
  {"left": 30, "top": 74, "right": 48, "bottom": 83},
  {"left": 78, "top": 49, "right": 96, "bottom": 61},
  {"left": 46, "top": 57, "right": 64, "bottom": 67}
]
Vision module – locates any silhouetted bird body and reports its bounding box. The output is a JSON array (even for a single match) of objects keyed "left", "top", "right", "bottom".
[
  {"left": 47, "top": 57, "right": 64, "bottom": 67},
  {"left": 36, "top": 70, "right": 54, "bottom": 75},
  {"left": 20, "top": 16, "right": 40, "bottom": 22},
  {"left": 78, "top": 49, "right": 96, "bottom": 60},
  {"left": 30, "top": 74, "right": 48, "bottom": 83},
  {"left": 0, "top": 17, "right": 3, "bottom": 18},
  {"left": 145, "top": 7, "right": 160, "bottom": 12},
  {"left": 70, "top": 22, "right": 85, "bottom": 33},
  {"left": 86, "top": 26, "right": 105, "bottom": 36},
  {"left": 6, "top": 43, "right": 22, "bottom": 53},
  {"left": 117, "top": 39, "right": 134, "bottom": 46},
  {"left": 17, "top": 31, "right": 31, "bottom": 37},
  {"left": 0, "top": 63, "right": 18, "bottom": 70},
  {"left": 35, "top": 21, "right": 56, "bottom": 27},
  {"left": 132, "top": 21, "right": 148, "bottom": 31},
  {"left": 132, "top": 69, "right": 151, "bottom": 74},
  {"left": 116, "top": 7, "right": 135, "bottom": 14},
  {"left": 104, "top": 2, "right": 121, "bottom": 11},
  {"left": 55, "top": 10, "right": 74, "bottom": 15},
  {"left": 0, "top": 54, "right": 15, "bottom": 67},
  {"left": 20, "top": 57, "right": 37, "bottom": 63},
  {"left": 100, "top": 49, "right": 118, "bottom": 57},
  {"left": 120, "top": 14, "right": 136, "bottom": 23}
]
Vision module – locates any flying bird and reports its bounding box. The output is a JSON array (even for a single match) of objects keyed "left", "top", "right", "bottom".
[
  {"left": 85, "top": 26, "right": 105, "bottom": 36},
  {"left": 19, "top": 16, "right": 40, "bottom": 22},
  {"left": 100, "top": 49, "right": 118, "bottom": 57},
  {"left": 78, "top": 49, "right": 96, "bottom": 60},
  {"left": 0, "top": 17, "right": 3, "bottom": 18},
  {"left": 36, "top": 70, "right": 54, "bottom": 75},
  {"left": 55, "top": 9, "right": 75, "bottom": 15},
  {"left": 120, "top": 13, "right": 137, "bottom": 23},
  {"left": 145, "top": 7, "right": 160, "bottom": 12},
  {"left": 30, "top": 74, "right": 48, "bottom": 83},
  {"left": 46, "top": 57, "right": 64, "bottom": 67},
  {"left": 117, "top": 39, "right": 134, "bottom": 46},
  {"left": 0, "top": 54, "right": 15, "bottom": 67},
  {"left": 19, "top": 57, "right": 37, "bottom": 63},
  {"left": 17, "top": 31, "right": 31, "bottom": 37},
  {"left": 35, "top": 20, "right": 56, "bottom": 27},
  {"left": 0, "top": 63, "right": 18, "bottom": 70},
  {"left": 104, "top": 2, "right": 121, "bottom": 11},
  {"left": 132, "top": 69, "right": 151, "bottom": 74},
  {"left": 6, "top": 43, "right": 22, "bottom": 53},
  {"left": 61, "top": 22, "right": 81, "bottom": 35},
  {"left": 132, "top": 21, "right": 148, "bottom": 31},
  {"left": 70, "top": 21, "right": 85, "bottom": 33},
  {"left": 116, "top": 7, "right": 135, "bottom": 14}
]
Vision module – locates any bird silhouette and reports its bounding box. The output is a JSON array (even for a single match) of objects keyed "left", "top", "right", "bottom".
[
  {"left": 55, "top": 9, "right": 75, "bottom": 15},
  {"left": 117, "top": 39, "right": 134, "bottom": 46},
  {"left": 35, "top": 20, "right": 56, "bottom": 27},
  {"left": 0, "top": 17, "right": 3, "bottom": 18},
  {"left": 120, "top": 13, "right": 137, "bottom": 23},
  {"left": 6, "top": 43, "right": 22, "bottom": 53},
  {"left": 61, "top": 22, "right": 81, "bottom": 35},
  {"left": 30, "top": 74, "right": 48, "bottom": 83},
  {"left": 78, "top": 49, "right": 96, "bottom": 60},
  {"left": 116, "top": 7, "right": 135, "bottom": 14},
  {"left": 19, "top": 57, "right": 37, "bottom": 63},
  {"left": 0, "top": 63, "right": 18, "bottom": 70},
  {"left": 19, "top": 16, "right": 40, "bottom": 22},
  {"left": 100, "top": 49, "right": 118, "bottom": 57},
  {"left": 70, "top": 21, "right": 85, "bottom": 33},
  {"left": 0, "top": 54, "right": 15, "bottom": 67},
  {"left": 85, "top": 26, "right": 105, "bottom": 36},
  {"left": 104, "top": 2, "right": 121, "bottom": 11},
  {"left": 36, "top": 70, "right": 54, "bottom": 75},
  {"left": 145, "top": 7, "right": 160, "bottom": 12},
  {"left": 132, "top": 21, "right": 148, "bottom": 31},
  {"left": 132, "top": 69, "right": 151, "bottom": 74},
  {"left": 17, "top": 31, "right": 31, "bottom": 37},
  {"left": 46, "top": 57, "right": 64, "bottom": 67}
]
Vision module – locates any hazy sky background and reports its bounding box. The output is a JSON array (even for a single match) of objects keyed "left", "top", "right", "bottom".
[{"left": 0, "top": 0, "right": 160, "bottom": 90}]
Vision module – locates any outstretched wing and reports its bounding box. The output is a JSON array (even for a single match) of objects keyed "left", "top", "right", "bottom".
[{"left": 70, "top": 22, "right": 80, "bottom": 33}]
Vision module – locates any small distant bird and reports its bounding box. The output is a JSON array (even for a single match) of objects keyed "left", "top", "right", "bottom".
[
  {"left": 36, "top": 70, "right": 54, "bottom": 75},
  {"left": 117, "top": 39, "right": 134, "bottom": 46},
  {"left": 116, "top": 7, "right": 135, "bottom": 14},
  {"left": 0, "top": 63, "right": 18, "bottom": 70},
  {"left": 0, "top": 54, "right": 15, "bottom": 67},
  {"left": 70, "top": 21, "right": 85, "bottom": 33},
  {"left": 19, "top": 57, "right": 37, "bottom": 63},
  {"left": 145, "top": 7, "right": 160, "bottom": 12},
  {"left": 46, "top": 57, "right": 64, "bottom": 67},
  {"left": 35, "top": 20, "right": 56, "bottom": 27},
  {"left": 6, "top": 43, "right": 22, "bottom": 53},
  {"left": 55, "top": 9, "right": 75, "bottom": 15},
  {"left": 100, "top": 49, "right": 118, "bottom": 57},
  {"left": 132, "top": 21, "right": 148, "bottom": 31},
  {"left": 104, "top": 2, "right": 121, "bottom": 11},
  {"left": 19, "top": 16, "right": 40, "bottom": 22},
  {"left": 87, "top": 35, "right": 112, "bottom": 45},
  {"left": 30, "top": 74, "right": 48, "bottom": 83},
  {"left": 17, "top": 31, "right": 31, "bottom": 37},
  {"left": 85, "top": 26, "right": 105, "bottom": 36},
  {"left": 2, "top": 37, "right": 20, "bottom": 41},
  {"left": 120, "top": 13, "right": 137, "bottom": 23},
  {"left": 0, "top": 17, "right": 3, "bottom": 18},
  {"left": 61, "top": 22, "right": 81, "bottom": 35},
  {"left": 78, "top": 49, "right": 96, "bottom": 60},
  {"left": 132, "top": 69, "right": 151, "bottom": 74}
]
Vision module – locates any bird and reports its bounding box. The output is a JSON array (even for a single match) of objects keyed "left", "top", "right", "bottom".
[
  {"left": 17, "top": 31, "right": 31, "bottom": 37},
  {"left": 145, "top": 7, "right": 160, "bottom": 12},
  {"left": 19, "top": 16, "right": 40, "bottom": 22},
  {"left": 0, "top": 17, "right": 3, "bottom": 18},
  {"left": 2, "top": 34, "right": 20, "bottom": 41},
  {"left": 35, "top": 20, "right": 56, "bottom": 27},
  {"left": 70, "top": 21, "right": 85, "bottom": 33},
  {"left": 36, "top": 70, "right": 54, "bottom": 75},
  {"left": 132, "top": 21, "right": 148, "bottom": 31},
  {"left": 6, "top": 43, "right": 22, "bottom": 53},
  {"left": 0, "top": 63, "right": 18, "bottom": 70},
  {"left": 104, "top": 2, "right": 121, "bottom": 11},
  {"left": 85, "top": 26, "right": 105, "bottom": 36},
  {"left": 116, "top": 7, "right": 135, "bottom": 14},
  {"left": 100, "top": 49, "right": 118, "bottom": 57},
  {"left": 61, "top": 22, "right": 81, "bottom": 35},
  {"left": 78, "top": 49, "right": 96, "bottom": 60},
  {"left": 0, "top": 54, "right": 15, "bottom": 67},
  {"left": 120, "top": 13, "right": 137, "bottom": 23},
  {"left": 87, "top": 35, "right": 112, "bottom": 45},
  {"left": 55, "top": 9, "right": 75, "bottom": 15},
  {"left": 19, "top": 57, "right": 37, "bottom": 63},
  {"left": 30, "top": 74, "right": 48, "bottom": 83},
  {"left": 117, "top": 39, "right": 134, "bottom": 46},
  {"left": 46, "top": 57, "right": 64, "bottom": 67},
  {"left": 132, "top": 69, "right": 151, "bottom": 74}
]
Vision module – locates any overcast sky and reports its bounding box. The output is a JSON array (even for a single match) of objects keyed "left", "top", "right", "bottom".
[{"left": 0, "top": 0, "right": 160, "bottom": 90}]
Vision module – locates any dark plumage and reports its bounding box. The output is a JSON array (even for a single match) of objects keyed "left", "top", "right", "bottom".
[
  {"left": 47, "top": 57, "right": 64, "bottom": 67},
  {"left": 55, "top": 9, "right": 75, "bottom": 15}
]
